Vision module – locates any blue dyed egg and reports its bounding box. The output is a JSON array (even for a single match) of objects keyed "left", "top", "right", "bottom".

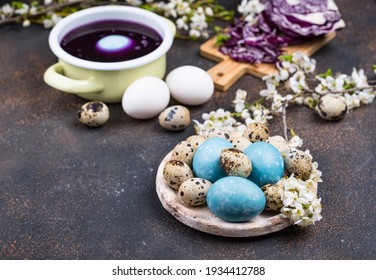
[
  {"left": 206, "top": 176, "right": 266, "bottom": 222},
  {"left": 192, "top": 137, "right": 233, "bottom": 182},
  {"left": 244, "top": 142, "right": 284, "bottom": 187}
]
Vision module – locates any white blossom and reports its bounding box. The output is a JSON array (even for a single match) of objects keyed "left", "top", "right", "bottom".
[
  {"left": 343, "top": 92, "right": 360, "bottom": 109},
  {"left": 22, "top": 19, "right": 30, "bottom": 27},
  {"left": 176, "top": 16, "right": 189, "bottom": 30},
  {"left": 280, "top": 175, "right": 323, "bottom": 227},
  {"left": 288, "top": 135, "right": 303, "bottom": 149},
  {"left": 238, "top": 0, "right": 265, "bottom": 23},
  {"left": 233, "top": 89, "right": 247, "bottom": 112},
  {"left": 43, "top": 13, "right": 62, "bottom": 28},
  {"left": 1, "top": 4, "right": 14, "bottom": 18},
  {"left": 260, "top": 83, "right": 278, "bottom": 99},
  {"left": 189, "top": 7, "right": 208, "bottom": 38},
  {"left": 263, "top": 73, "right": 281, "bottom": 86},
  {"left": 351, "top": 68, "right": 369, "bottom": 88},
  {"left": 205, "top": 7, "right": 214, "bottom": 17},
  {"left": 288, "top": 70, "right": 308, "bottom": 94},
  {"left": 126, "top": 0, "right": 143, "bottom": 6},
  {"left": 14, "top": 3, "right": 29, "bottom": 15},
  {"left": 357, "top": 89, "right": 375, "bottom": 104},
  {"left": 292, "top": 52, "right": 316, "bottom": 73}
]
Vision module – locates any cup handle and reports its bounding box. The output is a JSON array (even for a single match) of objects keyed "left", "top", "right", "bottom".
[{"left": 44, "top": 63, "right": 104, "bottom": 94}]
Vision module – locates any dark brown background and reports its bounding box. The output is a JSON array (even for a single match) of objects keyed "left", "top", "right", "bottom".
[{"left": 0, "top": 0, "right": 375, "bottom": 259}]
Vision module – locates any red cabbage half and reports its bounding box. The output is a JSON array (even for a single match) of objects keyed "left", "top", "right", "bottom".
[
  {"left": 219, "top": 0, "right": 345, "bottom": 64},
  {"left": 263, "top": 0, "right": 345, "bottom": 37}
]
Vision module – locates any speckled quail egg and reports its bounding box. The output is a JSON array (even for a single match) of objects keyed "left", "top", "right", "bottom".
[
  {"left": 158, "top": 105, "right": 191, "bottom": 131},
  {"left": 163, "top": 160, "right": 194, "bottom": 190},
  {"left": 316, "top": 94, "right": 348, "bottom": 121},
  {"left": 78, "top": 101, "right": 109, "bottom": 127},
  {"left": 285, "top": 150, "right": 312, "bottom": 180},
  {"left": 242, "top": 122, "right": 270, "bottom": 142},
  {"left": 229, "top": 136, "right": 252, "bottom": 152},
  {"left": 185, "top": 135, "right": 205, "bottom": 151},
  {"left": 178, "top": 177, "right": 212, "bottom": 206},
  {"left": 262, "top": 181, "right": 284, "bottom": 211},
  {"left": 266, "top": 135, "right": 289, "bottom": 158},
  {"left": 220, "top": 148, "right": 252, "bottom": 178},
  {"left": 170, "top": 140, "right": 195, "bottom": 166},
  {"left": 201, "top": 127, "right": 231, "bottom": 140}
]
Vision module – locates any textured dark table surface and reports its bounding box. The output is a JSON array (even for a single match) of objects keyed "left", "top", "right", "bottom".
[{"left": 0, "top": 0, "right": 375, "bottom": 259}]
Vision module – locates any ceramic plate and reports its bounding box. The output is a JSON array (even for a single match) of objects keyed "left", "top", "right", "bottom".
[{"left": 156, "top": 151, "right": 293, "bottom": 237}]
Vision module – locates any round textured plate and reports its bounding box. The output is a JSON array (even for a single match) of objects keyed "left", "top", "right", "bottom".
[{"left": 156, "top": 151, "right": 293, "bottom": 237}]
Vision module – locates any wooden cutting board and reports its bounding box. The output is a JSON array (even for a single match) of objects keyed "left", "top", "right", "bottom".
[{"left": 199, "top": 32, "right": 336, "bottom": 91}]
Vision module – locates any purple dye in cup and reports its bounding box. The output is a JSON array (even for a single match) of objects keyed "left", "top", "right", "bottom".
[{"left": 60, "top": 20, "right": 162, "bottom": 63}]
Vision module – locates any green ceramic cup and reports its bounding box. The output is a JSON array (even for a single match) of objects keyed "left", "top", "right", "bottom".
[{"left": 44, "top": 6, "right": 175, "bottom": 103}]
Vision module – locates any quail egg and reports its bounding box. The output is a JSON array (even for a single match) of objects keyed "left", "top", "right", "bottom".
[
  {"left": 220, "top": 148, "right": 252, "bottom": 178},
  {"left": 229, "top": 136, "right": 252, "bottom": 152},
  {"left": 158, "top": 105, "right": 191, "bottom": 131},
  {"left": 170, "top": 140, "right": 195, "bottom": 166},
  {"left": 266, "top": 135, "right": 289, "bottom": 158},
  {"left": 178, "top": 178, "right": 212, "bottom": 206},
  {"left": 185, "top": 135, "right": 205, "bottom": 151},
  {"left": 262, "top": 181, "right": 284, "bottom": 211},
  {"left": 316, "top": 94, "right": 348, "bottom": 121},
  {"left": 163, "top": 160, "right": 194, "bottom": 190},
  {"left": 78, "top": 101, "right": 109, "bottom": 127},
  {"left": 285, "top": 150, "right": 312, "bottom": 180},
  {"left": 192, "top": 137, "right": 233, "bottom": 182},
  {"left": 242, "top": 122, "right": 270, "bottom": 142},
  {"left": 201, "top": 127, "right": 231, "bottom": 140}
]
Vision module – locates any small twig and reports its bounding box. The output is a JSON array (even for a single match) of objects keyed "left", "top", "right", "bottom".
[
  {"left": 0, "top": 0, "right": 95, "bottom": 26},
  {"left": 281, "top": 101, "right": 288, "bottom": 141},
  {"left": 305, "top": 85, "right": 376, "bottom": 95}
]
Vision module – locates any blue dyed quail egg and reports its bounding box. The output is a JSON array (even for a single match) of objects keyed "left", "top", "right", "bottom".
[
  {"left": 192, "top": 137, "right": 233, "bottom": 182},
  {"left": 185, "top": 135, "right": 205, "bottom": 151},
  {"left": 78, "top": 101, "right": 109, "bottom": 127},
  {"left": 206, "top": 176, "right": 266, "bottom": 222},
  {"left": 220, "top": 148, "right": 252, "bottom": 178},
  {"left": 178, "top": 178, "right": 212, "bottom": 206},
  {"left": 170, "top": 140, "right": 195, "bottom": 166},
  {"left": 285, "top": 149, "right": 312, "bottom": 180},
  {"left": 163, "top": 160, "right": 194, "bottom": 190},
  {"left": 229, "top": 136, "right": 252, "bottom": 152},
  {"left": 242, "top": 122, "right": 270, "bottom": 142},
  {"left": 158, "top": 105, "right": 191, "bottom": 131},
  {"left": 244, "top": 142, "right": 284, "bottom": 187}
]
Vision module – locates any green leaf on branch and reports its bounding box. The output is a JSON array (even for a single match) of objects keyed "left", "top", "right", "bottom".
[
  {"left": 317, "top": 68, "right": 333, "bottom": 78},
  {"left": 11, "top": 1, "right": 26, "bottom": 9},
  {"left": 215, "top": 33, "right": 229, "bottom": 46},
  {"left": 278, "top": 54, "right": 293, "bottom": 63}
]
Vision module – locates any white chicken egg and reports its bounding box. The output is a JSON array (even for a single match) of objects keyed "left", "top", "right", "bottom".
[
  {"left": 166, "top": 65, "right": 214, "bottom": 106},
  {"left": 122, "top": 76, "right": 170, "bottom": 119}
]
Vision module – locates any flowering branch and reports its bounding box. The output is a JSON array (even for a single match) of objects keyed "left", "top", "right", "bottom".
[
  {"left": 0, "top": 0, "right": 88, "bottom": 27},
  {"left": 0, "top": 0, "right": 235, "bottom": 39}
]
